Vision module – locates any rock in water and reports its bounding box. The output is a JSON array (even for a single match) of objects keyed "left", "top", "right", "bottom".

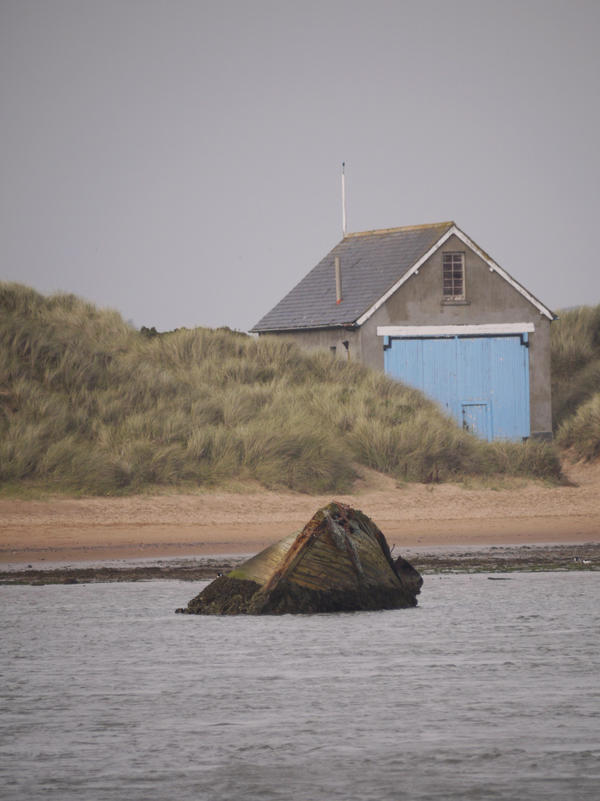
[{"left": 178, "top": 502, "right": 423, "bottom": 615}]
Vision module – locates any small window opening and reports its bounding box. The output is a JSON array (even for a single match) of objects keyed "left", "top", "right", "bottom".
[{"left": 442, "top": 252, "right": 465, "bottom": 301}]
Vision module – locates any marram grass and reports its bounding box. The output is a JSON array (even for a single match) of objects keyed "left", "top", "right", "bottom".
[
  {"left": 0, "top": 282, "right": 562, "bottom": 495},
  {"left": 551, "top": 303, "right": 600, "bottom": 460},
  {"left": 551, "top": 304, "right": 600, "bottom": 427},
  {"left": 557, "top": 392, "right": 600, "bottom": 461}
]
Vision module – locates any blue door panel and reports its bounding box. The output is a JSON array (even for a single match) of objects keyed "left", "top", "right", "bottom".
[
  {"left": 384, "top": 335, "right": 530, "bottom": 440},
  {"left": 422, "top": 339, "right": 456, "bottom": 417}
]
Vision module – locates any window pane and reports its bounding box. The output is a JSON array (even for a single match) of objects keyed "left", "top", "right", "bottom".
[{"left": 442, "top": 253, "right": 465, "bottom": 299}]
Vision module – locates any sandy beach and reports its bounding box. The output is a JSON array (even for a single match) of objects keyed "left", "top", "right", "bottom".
[{"left": 1, "top": 460, "right": 599, "bottom": 567}]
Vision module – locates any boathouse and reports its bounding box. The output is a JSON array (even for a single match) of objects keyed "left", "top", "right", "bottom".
[{"left": 251, "top": 222, "right": 555, "bottom": 441}]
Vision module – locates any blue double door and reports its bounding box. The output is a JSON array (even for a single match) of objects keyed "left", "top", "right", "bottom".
[{"left": 384, "top": 335, "right": 531, "bottom": 440}]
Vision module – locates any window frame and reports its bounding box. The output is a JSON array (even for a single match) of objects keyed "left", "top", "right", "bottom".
[{"left": 442, "top": 251, "right": 466, "bottom": 302}]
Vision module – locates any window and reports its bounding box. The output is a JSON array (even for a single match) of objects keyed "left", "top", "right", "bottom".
[{"left": 442, "top": 252, "right": 465, "bottom": 301}]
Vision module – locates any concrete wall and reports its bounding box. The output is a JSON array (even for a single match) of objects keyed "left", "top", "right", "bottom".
[{"left": 265, "top": 327, "right": 361, "bottom": 363}]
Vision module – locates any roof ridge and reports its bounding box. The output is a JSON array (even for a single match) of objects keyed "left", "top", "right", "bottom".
[{"left": 344, "top": 221, "right": 454, "bottom": 239}]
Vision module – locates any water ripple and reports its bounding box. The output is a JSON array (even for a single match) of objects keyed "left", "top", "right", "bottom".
[{"left": 1, "top": 572, "right": 599, "bottom": 800}]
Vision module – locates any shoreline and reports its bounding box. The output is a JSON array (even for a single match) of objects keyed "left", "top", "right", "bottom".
[{"left": 1, "top": 542, "right": 598, "bottom": 585}]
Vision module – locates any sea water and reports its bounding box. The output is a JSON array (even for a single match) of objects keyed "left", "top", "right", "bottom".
[{"left": 1, "top": 572, "right": 598, "bottom": 801}]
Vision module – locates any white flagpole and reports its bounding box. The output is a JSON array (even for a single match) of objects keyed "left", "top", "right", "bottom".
[{"left": 341, "top": 162, "right": 347, "bottom": 237}]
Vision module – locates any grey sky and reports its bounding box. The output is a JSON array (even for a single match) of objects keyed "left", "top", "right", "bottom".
[{"left": 1, "top": 0, "right": 599, "bottom": 332}]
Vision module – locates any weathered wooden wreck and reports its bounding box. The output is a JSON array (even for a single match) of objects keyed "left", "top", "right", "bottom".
[{"left": 177, "top": 502, "right": 422, "bottom": 615}]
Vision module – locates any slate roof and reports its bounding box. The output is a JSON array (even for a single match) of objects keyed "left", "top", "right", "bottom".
[{"left": 251, "top": 222, "right": 455, "bottom": 332}]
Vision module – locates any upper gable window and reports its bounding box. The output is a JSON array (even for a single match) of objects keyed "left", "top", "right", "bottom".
[{"left": 442, "top": 252, "right": 465, "bottom": 301}]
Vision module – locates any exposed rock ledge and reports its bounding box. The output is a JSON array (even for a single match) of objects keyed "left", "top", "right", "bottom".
[{"left": 176, "top": 501, "right": 423, "bottom": 615}]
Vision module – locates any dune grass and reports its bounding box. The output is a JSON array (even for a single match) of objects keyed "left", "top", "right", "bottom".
[
  {"left": 0, "top": 282, "right": 562, "bottom": 495},
  {"left": 556, "top": 392, "right": 600, "bottom": 461},
  {"left": 551, "top": 305, "right": 600, "bottom": 427},
  {"left": 551, "top": 304, "right": 600, "bottom": 460}
]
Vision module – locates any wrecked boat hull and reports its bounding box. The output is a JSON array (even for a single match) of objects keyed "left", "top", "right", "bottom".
[{"left": 178, "top": 502, "right": 423, "bottom": 615}]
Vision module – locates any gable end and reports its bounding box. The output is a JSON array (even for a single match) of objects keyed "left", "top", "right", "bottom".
[{"left": 356, "top": 224, "right": 555, "bottom": 326}]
